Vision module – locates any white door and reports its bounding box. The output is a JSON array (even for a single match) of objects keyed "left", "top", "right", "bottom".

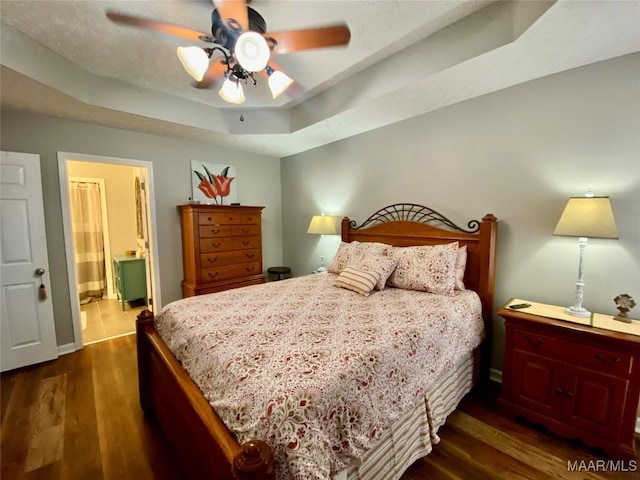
[{"left": 1, "top": 151, "right": 57, "bottom": 372}]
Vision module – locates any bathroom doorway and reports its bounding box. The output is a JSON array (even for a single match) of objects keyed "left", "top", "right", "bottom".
[{"left": 59, "top": 152, "right": 162, "bottom": 349}]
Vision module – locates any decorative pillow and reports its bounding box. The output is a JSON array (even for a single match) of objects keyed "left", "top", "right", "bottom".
[
  {"left": 387, "top": 242, "right": 459, "bottom": 295},
  {"left": 353, "top": 241, "right": 392, "bottom": 255},
  {"left": 333, "top": 267, "right": 380, "bottom": 296},
  {"left": 328, "top": 242, "right": 357, "bottom": 274},
  {"left": 327, "top": 241, "right": 391, "bottom": 274},
  {"left": 455, "top": 245, "right": 467, "bottom": 291},
  {"left": 349, "top": 252, "right": 398, "bottom": 290}
]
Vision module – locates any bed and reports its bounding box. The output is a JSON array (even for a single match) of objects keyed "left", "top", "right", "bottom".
[{"left": 136, "top": 204, "right": 498, "bottom": 480}]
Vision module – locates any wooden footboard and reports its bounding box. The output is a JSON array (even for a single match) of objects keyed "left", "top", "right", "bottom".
[{"left": 136, "top": 310, "right": 274, "bottom": 480}]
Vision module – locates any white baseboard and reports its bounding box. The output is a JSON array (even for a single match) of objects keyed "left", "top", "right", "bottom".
[
  {"left": 488, "top": 368, "right": 639, "bottom": 435},
  {"left": 57, "top": 342, "right": 77, "bottom": 356}
]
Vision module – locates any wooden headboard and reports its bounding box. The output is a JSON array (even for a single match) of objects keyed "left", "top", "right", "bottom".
[{"left": 341, "top": 204, "right": 498, "bottom": 363}]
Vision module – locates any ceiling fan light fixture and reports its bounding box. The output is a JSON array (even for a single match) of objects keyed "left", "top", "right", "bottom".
[
  {"left": 267, "top": 68, "right": 294, "bottom": 99},
  {"left": 177, "top": 46, "right": 210, "bottom": 82},
  {"left": 218, "top": 78, "right": 246, "bottom": 104},
  {"left": 234, "top": 31, "right": 270, "bottom": 72}
]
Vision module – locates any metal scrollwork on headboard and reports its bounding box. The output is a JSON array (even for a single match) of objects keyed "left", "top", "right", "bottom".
[{"left": 350, "top": 203, "right": 480, "bottom": 233}]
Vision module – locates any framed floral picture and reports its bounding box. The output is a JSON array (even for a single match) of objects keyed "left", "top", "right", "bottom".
[{"left": 191, "top": 161, "right": 239, "bottom": 205}]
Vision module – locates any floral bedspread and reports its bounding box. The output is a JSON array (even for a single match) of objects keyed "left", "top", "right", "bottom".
[{"left": 155, "top": 273, "right": 484, "bottom": 480}]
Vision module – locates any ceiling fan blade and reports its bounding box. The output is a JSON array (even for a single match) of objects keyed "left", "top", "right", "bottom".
[
  {"left": 265, "top": 25, "right": 350, "bottom": 54},
  {"left": 194, "top": 58, "right": 228, "bottom": 89},
  {"left": 213, "top": 0, "right": 249, "bottom": 32},
  {"left": 106, "top": 11, "right": 214, "bottom": 43}
]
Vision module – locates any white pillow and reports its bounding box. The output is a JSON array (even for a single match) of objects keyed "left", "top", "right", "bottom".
[{"left": 455, "top": 245, "right": 467, "bottom": 291}]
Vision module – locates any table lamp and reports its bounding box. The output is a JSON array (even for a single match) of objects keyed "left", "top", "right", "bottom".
[
  {"left": 307, "top": 214, "right": 337, "bottom": 272},
  {"left": 553, "top": 193, "right": 618, "bottom": 317}
]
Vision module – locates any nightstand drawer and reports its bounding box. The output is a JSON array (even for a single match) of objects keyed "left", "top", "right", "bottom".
[{"left": 513, "top": 328, "right": 632, "bottom": 376}]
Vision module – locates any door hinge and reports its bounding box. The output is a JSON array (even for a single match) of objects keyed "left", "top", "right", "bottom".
[
  {"left": 149, "top": 297, "right": 153, "bottom": 306},
  {"left": 140, "top": 181, "right": 146, "bottom": 191},
  {"left": 144, "top": 241, "right": 149, "bottom": 249}
]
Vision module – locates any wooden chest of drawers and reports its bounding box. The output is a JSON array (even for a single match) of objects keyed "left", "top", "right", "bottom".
[{"left": 178, "top": 205, "right": 265, "bottom": 297}]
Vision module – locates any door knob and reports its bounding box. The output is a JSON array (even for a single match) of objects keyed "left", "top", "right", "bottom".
[{"left": 35, "top": 268, "right": 45, "bottom": 276}]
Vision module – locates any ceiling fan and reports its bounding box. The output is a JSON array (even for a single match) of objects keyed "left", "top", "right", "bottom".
[{"left": 106, "top": 0, "right": 351, "bottom": 105}]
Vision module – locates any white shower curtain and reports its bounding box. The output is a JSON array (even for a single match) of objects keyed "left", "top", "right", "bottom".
[{"left": 70, "top": 181, "right": 106, "bottom": 302}]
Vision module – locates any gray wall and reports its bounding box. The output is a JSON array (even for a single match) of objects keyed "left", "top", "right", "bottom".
[
  {"left": 0, "top": 115, "right": 283, "bottom": 346},
  {"left": 281, "top": 53, "right": 640, "bottom": 370}
]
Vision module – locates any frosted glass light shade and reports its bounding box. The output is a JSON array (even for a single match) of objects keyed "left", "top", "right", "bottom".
[
  {"left": 177, "top": 47, "right": 209, "bottom": 81},
  {"left": 218, "top": 78, "right": 245, "bottom": 104},
  {"left": 553, "top": 196, "right": 618, "bottom": 239},
  {"left": 307, "top": 215, "right": 337, "bottom": 235},
  {"left": 268, "top": 70, "right": 294, "bottom": 98},
  {"left": 234, "top": 32, "right": 270, "bottom": 72}
]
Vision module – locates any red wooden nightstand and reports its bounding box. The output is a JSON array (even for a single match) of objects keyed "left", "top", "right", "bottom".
[{"left": 497, "top": 300, "right": 640, "bottom": 461}]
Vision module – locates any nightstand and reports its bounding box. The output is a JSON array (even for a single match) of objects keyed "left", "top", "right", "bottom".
[
  {"left": 497, "top": 300, "right": 640, "bottom": 461},
  {"left": 113, "top": 255, "right": 147, "bottom": 311}
]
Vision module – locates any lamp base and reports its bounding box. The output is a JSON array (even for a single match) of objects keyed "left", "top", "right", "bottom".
[
  {"left": 565, "top": 305, "right": 591, "bottom": 318},
  {"left": 316, "top": 266, "right": 327, "bottom": 273}
]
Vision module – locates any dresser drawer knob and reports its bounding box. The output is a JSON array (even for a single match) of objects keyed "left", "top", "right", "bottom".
[
  {"left": 208, "top": 272, "right": 219, "bottom": 278},
  {"left": 212, "top": 242, "right": 221, "bottom": 248},
  {"left": 565, "top": 391, "right": 574, "bottom": 398},
  {"left": 207, "top": 257, "right": 218, "bottom": 263},
  {"left": 246, "top": 266, "right": 255, "bottom": 272},
  {"left": 613, "top": 357, "right": 621, "bottom": 363},
  {"left": 554, "top": 387, "right": 563, "bottom": 395},
  {"left": 207, "top": 217, "right": 212, "bottom": 221},
  {"left": 242, "top": 228, "right": 249, "bottom": 233},
  {"left": 246, "top": 253, "right": 254, "bottom": 259},
  {"left": 211, "top": 229, "right": 220, "bottom": 234},
  {"left": 242, "top": 240, "right": 250, "bottom": 246}
]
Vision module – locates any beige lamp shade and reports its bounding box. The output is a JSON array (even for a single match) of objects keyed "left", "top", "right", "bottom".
[
  {"left": 553, "top": 196, "right": 618, "bottom": 239},
  {"left": 307, "top": 215, "right": 337, "bottom": 235}
]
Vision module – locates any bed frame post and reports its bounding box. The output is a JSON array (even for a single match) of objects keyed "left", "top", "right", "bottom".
[
  {"left": 233, "top": 440, "right": 276, "bottom": 480},
  {"left": 478, "top": 214, "right": 498, "bottom": 382},
  {"left": 341, "top": 216, "right": 351, "bottom": 242},
  {"left": 136, "top": 309, "right": 154, "bottom": 414},
  {"left": 478, "top": 214, "right": 498, "bottom": 318}
]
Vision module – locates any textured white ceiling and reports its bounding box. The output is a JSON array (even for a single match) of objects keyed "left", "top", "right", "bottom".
[{"left": 1, "top": 0, "right": 639, "bottom": 157}]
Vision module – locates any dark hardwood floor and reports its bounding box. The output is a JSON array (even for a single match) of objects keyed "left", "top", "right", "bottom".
[{"left": 2, "top": 335, "right": 638, "bottom": 479}]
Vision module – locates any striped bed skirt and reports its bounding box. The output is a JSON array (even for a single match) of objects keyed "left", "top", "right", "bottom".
[{"left": 335, "top": 348, "right": 479, "bottom": 480}]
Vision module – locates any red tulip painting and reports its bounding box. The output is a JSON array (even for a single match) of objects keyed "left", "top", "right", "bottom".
[{"left": 191, "top": 162, "right": 238, "bottom": 205}]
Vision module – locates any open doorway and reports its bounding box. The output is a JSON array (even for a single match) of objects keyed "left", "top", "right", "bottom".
[{"left": 58, "top": 152, "right": 162, "bottom": 350}]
